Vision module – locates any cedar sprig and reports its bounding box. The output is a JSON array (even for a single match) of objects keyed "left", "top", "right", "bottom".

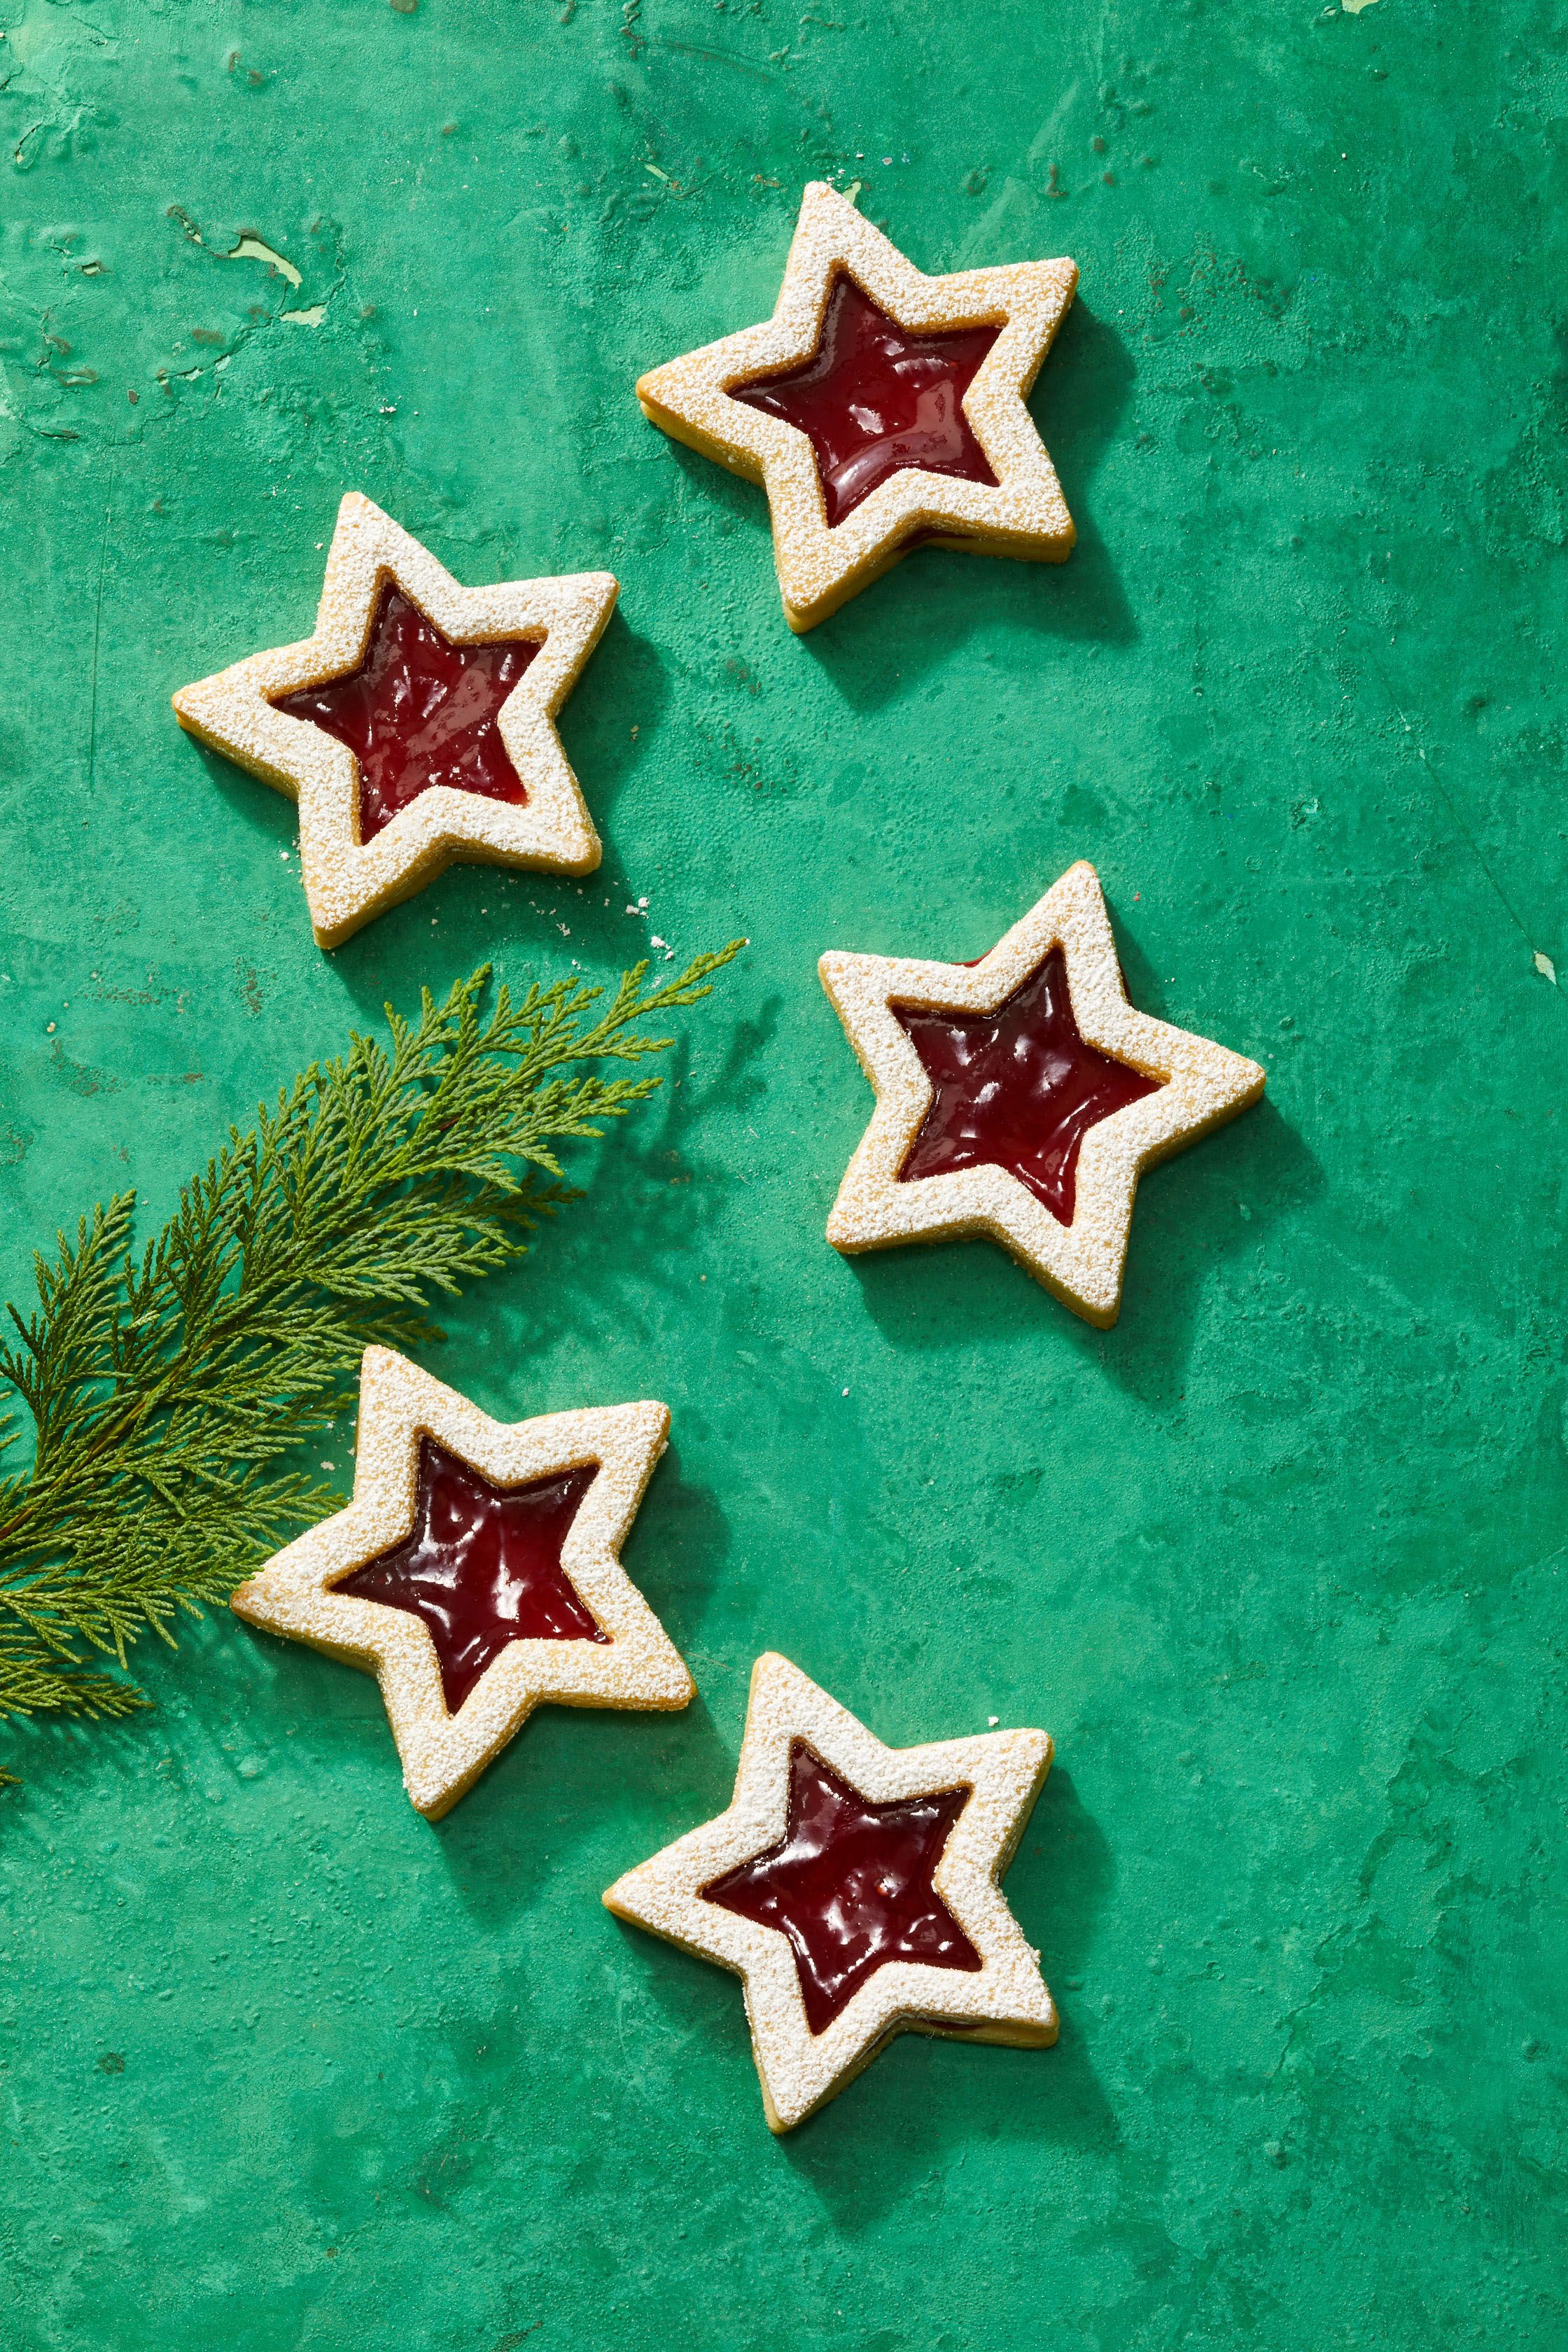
[{"left": 0, "top": 944, "right": 743, "bottom": 1751}]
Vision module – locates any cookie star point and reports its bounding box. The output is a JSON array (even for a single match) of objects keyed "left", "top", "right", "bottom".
[
  {"left": 636, "top": 181, "right": 1078, "bottom": 631},
  {"left": 172, "top": 491, "right": 617, "bottom": 948},
  {"left": 819, "top": 862, "right": 1266, "bottom": 1327},
  {"left": 231, "top": 1348, "right": 690, "bottom": 1820},
  {"left": 604, "top": 1651, "right": 1055, "bottom": 2133}
]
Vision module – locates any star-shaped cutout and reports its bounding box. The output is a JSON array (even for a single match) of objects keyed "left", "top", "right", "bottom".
[
  {"left": 703, "top": 1742, "right": 982, "bottom": 2035},
  {"left": 604, "top": 1653, "right": 1055, "bottom": 2133},
  {"left": 733, "top": 274, "right": 1003, "bottom": 528},
  {"left": 819, "top": 861, "right": 1266, "bottom": 1327},
  {"left": 636, "top": 181, "right": 1077, "bottom": 631},
  {"left": 231, "top": 1347, "right": 692, "bottom": 1819},
  {"left": 172, "top": 493, "right": 617, "bottom": 947},
  {"left": 337, "top": 1440, "right": 606, "bottom": 1714}
]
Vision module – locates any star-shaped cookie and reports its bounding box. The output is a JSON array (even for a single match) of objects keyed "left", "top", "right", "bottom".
[
  {"left": 231, "top": 1346, "right": 692, "bottom": 1819},
  {"left": 635, "top": 180, "right": 1077, "bottom": 631},
  {"left": 604, "top": 1653, "right": 1055, "bottom": 2133},
  {"left": 172, "top": 492, "right": 617, "bottom": 947},
  {"left": 819, "top": 861, "right": 1266, "bottom": 1326}
]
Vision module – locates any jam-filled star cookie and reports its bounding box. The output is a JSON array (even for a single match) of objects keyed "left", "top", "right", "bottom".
[
  {"left": 635, "top": 181, "right": 1077, "bottom": 631},
  {"left": 232, "top": 1347, "right": 692, "bottom": 1819},
  {"left": 819, "top": 861, "right": 1266, "bottom": 1327},
  {"left": 172, "top": 493, "right": 617, "bottom": 946},
  {"left": 604, "top": 1652, "right": 1055, "bottom": 2133}
]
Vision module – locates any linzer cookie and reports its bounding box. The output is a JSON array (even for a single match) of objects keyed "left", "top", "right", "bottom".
[
  {"left": 231, "top": 1347, "right": 692, "bottom": 1819},
  {"left": 604, "top": 1652, "right": 1055, "bottom": 2133},
  {"left": 172, "top": 493, "right": 617, "bottom": 946},
  {"left": 635, "top": 181, "right": 1078, "bottom": 631},
  {"left": 819, "top": 861, "right": 1266, "bottom": 1326}
]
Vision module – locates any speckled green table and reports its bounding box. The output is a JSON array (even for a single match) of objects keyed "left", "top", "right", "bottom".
[{"left": 1, "top": 3, "right": 1564, "bottom": 2345}]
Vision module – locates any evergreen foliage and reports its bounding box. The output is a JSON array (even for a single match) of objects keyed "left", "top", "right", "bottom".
[{"left": 0, "top": 947, "right": 742, "bottom": 1756}]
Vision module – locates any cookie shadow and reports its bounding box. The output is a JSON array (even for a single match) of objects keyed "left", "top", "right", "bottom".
[
  {"left": 1096, "top": 1093, "right": 1320, "bottom": 1404},
  {"left": 435, "top": 1679, "right": 738, "bottom": 1937},
  {"left": 430, "top": 1449, "right": 733, "bottom": 1926},
  {"left": 835, "top": 1090, "right": 1317, "bottom": 1412},
  {"left": 552, "top": 606, "right": 671, "bottom": 837},
  {"left": 774, "top": 1763, "right": 1118, "bottom": 2219},
  {"left": 645, "top": 300, "right": 1135, "bottom": 715},
  {"left": 182, "top": 734, "right": 299, "bottom": 850},
  {"left": 794, "top": 301, "right": 1139, "bottom": 713},
  {"left": 589, "top": 1763, "right": 1118, "bottom": 2221}
]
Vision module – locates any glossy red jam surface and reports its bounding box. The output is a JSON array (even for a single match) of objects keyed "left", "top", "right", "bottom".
[
  {"left": 702, "top": 1742, "right": 981, "bottom": 2035},
  {"left": 895, "top": 947, "right": 1162, "bottom": 1226},
  {"left": 733, "top": 274, "right": 1000, "bottom": 527},
  {"left": 276, "top": 586, "right": 536, "bottom": 842},
  {"left": 339, "top": 1437, "right": 605, "bottom": 1714}
]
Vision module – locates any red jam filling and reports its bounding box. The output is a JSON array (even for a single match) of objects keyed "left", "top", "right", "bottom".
[
  {"left": 338, "top": 1436, "right": 606, "bottom": 1714},
  {"left": 702, "top": 1742, "right": 981, "bottom": 2035},
  {"left": 275, "top": 585, "right": 536, "bottom": 842},
  {"left": 895, "top": 947, "right": 1162, "bottom": 1226},
  {"left": 732, "top": 274, "right": 1000, "bottom": 527}
]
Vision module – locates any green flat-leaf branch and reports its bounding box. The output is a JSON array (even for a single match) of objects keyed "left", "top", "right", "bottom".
[{"left": 0, "top": 944, "right": 743, "bottom": 1751}]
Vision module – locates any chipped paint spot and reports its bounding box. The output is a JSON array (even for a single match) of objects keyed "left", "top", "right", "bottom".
[
  {"left": 280, "top": 304, "right": 325, "bottom": 326},
  {"left": 1533, "top": 951, "right": 1556, "bottom": 984},
  {"left": 1341, "top": 0, "right": 1380, "bottom": 12},
  {"left": 227, "top": 234, "right": 302, "bottom": 289},
  {"left": 168, "top": 208, "right": 304, "bottom": 289}
]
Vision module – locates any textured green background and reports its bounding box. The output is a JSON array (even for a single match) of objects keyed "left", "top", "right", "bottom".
[{"left": 1, "top": 1, "right": 1564, "bottom": 2345}]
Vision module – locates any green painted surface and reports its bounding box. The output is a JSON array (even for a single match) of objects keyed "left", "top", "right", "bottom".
[{"left": 1, "top": 1, "right": 1564, "bottom": 2344}]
